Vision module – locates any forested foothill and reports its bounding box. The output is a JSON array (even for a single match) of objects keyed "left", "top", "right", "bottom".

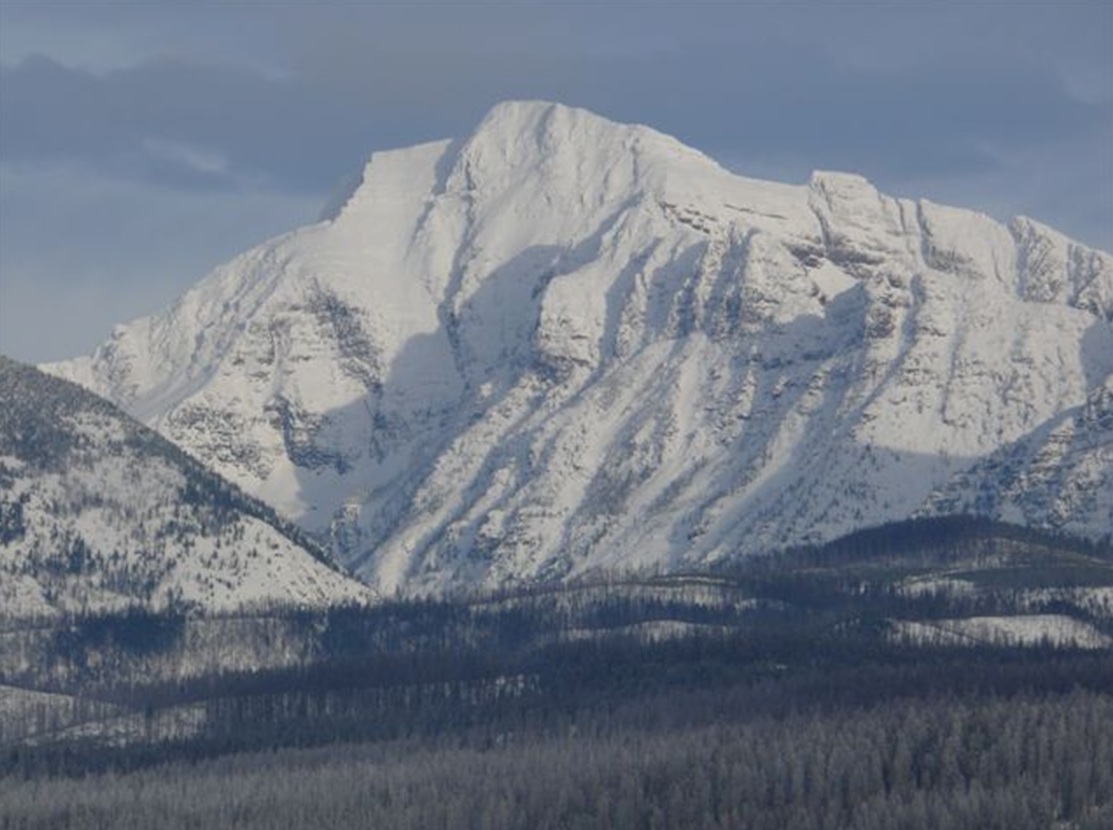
[{"left": 2, "top": 517, "right": 1111, "bottom": 829}]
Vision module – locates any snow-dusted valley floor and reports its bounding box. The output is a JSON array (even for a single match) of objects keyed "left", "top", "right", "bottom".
[
  {"left": 3, "top": 516, "right": 1111, "bottom": 829},
  {"left": 2, "top": 518, "right": 1109, "bottom": 753}
]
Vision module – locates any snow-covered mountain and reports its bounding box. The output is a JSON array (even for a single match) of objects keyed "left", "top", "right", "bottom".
[
  {"left": 921, "top": 376, "right": 1113, "bottom": 535},
  {"left": 0, "top": 357, "right": 372, "bottom": 617},
  {"left": 45, "top": 101, "right": 1113, "bottom": 594}
]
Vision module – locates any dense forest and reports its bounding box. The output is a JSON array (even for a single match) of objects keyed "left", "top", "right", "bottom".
[
  {"left": 4, "top": 690, "right": 1111, "bottom": 830},
  {"left": 2, "top": 517, "right": 1111, "bottom": 828}
]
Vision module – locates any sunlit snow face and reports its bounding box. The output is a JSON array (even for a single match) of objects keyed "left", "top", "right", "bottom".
[{"left": 34, "top": 98, "right": 1111, "bottom": 596}]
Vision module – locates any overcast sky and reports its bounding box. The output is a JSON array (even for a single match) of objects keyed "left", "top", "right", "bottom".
[{"left": 1, "top": 0, "right": 1110, "bottom": 363}]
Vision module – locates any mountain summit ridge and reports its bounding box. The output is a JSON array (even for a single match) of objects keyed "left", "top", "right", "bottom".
[{"left": 44, "top": 101, "right": 1113, "bottom": 593}]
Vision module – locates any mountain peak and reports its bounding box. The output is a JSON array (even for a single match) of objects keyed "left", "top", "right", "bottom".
[
  {"left": 324, "top": 101, "right": 723, "bottom": 226},
  {"left": 42, "top": 104, "right": 1113, "bottom": 595},
  {"left": 458, "top": 99, "right": 722, "bottom": 188},
  {"left": 473, "top": 99, "right": 592, "bottom": 135}
]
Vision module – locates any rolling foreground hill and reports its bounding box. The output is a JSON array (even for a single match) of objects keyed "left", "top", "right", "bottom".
[
  {"left": 0, "top": 356, "right": 372, "bottom": 617},
  {"left": 45, "top": 101, "right": 1113, "bottom": 594}
]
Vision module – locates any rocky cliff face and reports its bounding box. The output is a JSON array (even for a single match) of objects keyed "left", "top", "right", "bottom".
[
  {"left": 0, "top": 357, "right": 372, "bottom": 617},
  {"left": 45, "top": 101, "right": 1113, "bottom": 594}
]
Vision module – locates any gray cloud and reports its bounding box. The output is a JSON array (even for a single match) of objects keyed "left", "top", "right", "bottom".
[
  {"left": 0, "top": 56, "right": 358, "bottom": 192},
  {"left": 3, "top": 41, "right": 1105, "bottom": 196}
]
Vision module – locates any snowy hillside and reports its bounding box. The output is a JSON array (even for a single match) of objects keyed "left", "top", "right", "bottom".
[
  {"left": 0, "top": 357, "right": 372, "bottom": 617},
  {"left": 45, "top": 101, "right": 1113, "bottom": 594},
  {"left": 921, "top": 376, "right": 1113, "bottom": 534}
]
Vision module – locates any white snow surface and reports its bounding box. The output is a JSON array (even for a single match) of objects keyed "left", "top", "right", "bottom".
[
  {"left": 896, "top": 576, "right": 978, "bottom": 599},
  {"left": 889, "top": 615, "right": 1112, "bottom": 649},
  {"left": 44, "top": 100, "right": 1113, "bottom": 595}
]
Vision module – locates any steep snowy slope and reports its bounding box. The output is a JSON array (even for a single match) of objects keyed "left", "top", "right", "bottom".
[
  {"left": 45, "top": 101, "right": 1113, "bottom": 594},
  {"left": 921, "top": 376, "right": 1113, "bottom": 540},
  {"left": 0, "top": 357, "right": 372, "bottom": 617}
]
